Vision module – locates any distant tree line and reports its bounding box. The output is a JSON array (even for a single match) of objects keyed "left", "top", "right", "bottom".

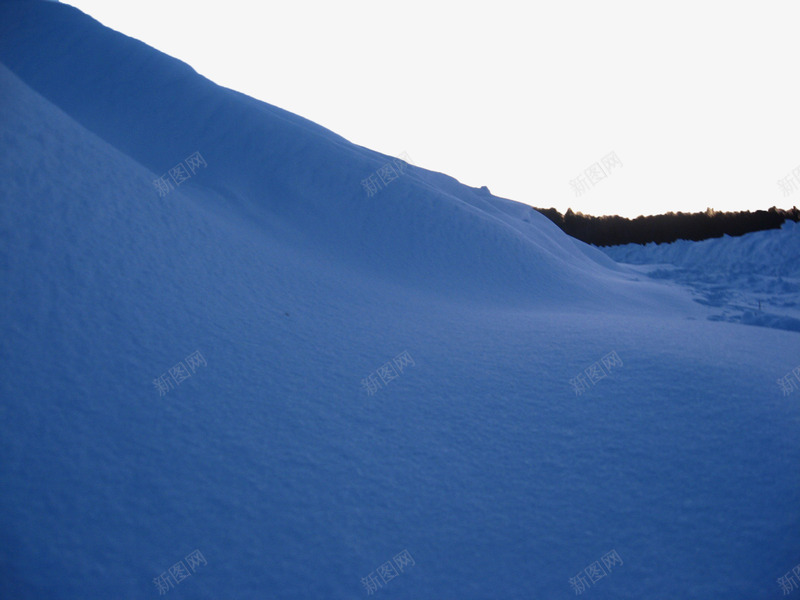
[{"left": 533, "top": 206, "right": 800, "bottom": 247}]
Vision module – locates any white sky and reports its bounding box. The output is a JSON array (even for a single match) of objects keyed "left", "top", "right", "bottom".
[{"left": 65, "top": 0, "right": 800, "bottom": 218}]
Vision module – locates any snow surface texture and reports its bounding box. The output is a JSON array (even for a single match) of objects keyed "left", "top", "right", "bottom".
[
  {"left": 602, "top": 222, "right": 800, "bottom": 333},
  {"left": 0, "top": 2, "right": 798, "bottom": 599}
]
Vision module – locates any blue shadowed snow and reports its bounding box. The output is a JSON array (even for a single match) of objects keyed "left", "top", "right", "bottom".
[
  {"left": 0, "top": 2, "right": 798, "bottom": 599},
  {"left": 602, "top": 221, "right": 800, "bottom": 332}
]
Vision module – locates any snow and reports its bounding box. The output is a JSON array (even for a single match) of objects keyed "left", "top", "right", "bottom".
[
  {"left": 601, "top": 221, "right": 800, "bottom": 332},
  {"left": 0, "top": 2, "right": 798, "bottom": 599}
]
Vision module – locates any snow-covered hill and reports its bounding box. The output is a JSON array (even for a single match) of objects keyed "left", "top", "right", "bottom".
[{"left": 0, "top": 2, "right": 798, "bottom": 599}]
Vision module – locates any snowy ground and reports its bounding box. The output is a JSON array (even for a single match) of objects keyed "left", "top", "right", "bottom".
[
  {"left": 0, "top": 2, "right": 798, "bottom": 600},
  {"left": 601, "top": 221, "right": 800, "bottom": 333}
]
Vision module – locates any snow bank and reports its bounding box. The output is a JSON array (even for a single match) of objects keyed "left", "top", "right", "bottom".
[
  {"left": 0, "top": 3, "right": 798, "bottom": 599},
  {"left": 602, "top": 222, "right": 800, "bottom": 331}
]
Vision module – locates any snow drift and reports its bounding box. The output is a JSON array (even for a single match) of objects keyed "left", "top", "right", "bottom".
[
  {"left": 0, "top": 2, "right": 798, "bottom": 599},
  {"left": 603, "top": 221, "right": 800, "bottom": 332}
]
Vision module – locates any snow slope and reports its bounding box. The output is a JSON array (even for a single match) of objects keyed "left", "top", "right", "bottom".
[
  {"left": 0, "top": 2, "right": 798, "bottom": 599},
  {"left": 602, "top": 222, "right": 800, "bottom": 332},
  {"left": 0, "top": 0, "right": 613, "bottom": 308}
]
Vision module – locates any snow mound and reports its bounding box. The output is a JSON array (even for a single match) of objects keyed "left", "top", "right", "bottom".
[
  {"left": 0, "top": 0, "right": 689, "bottom": 314},
  {"left": 1, "top": 2, "right": 798, "bottom": 599}
]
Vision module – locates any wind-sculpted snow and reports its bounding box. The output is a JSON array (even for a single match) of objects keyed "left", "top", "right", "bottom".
[
  {"left": 1, "top": 2, "right": 798, "bottom": 599},
  {"left": 0, "top": 1, "right": 692, "bottom": 312}
]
